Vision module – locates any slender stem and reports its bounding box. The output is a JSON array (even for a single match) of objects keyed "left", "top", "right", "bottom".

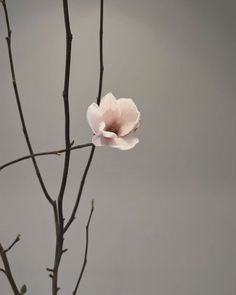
[
  {"left": 0, "top": 143, "right": 93, "bottom": 172},
  {"left": 0, "top": 268, "right": 6, "bottom": 275},
  {"left": 0, "top": 238, "right": 21, "bottom": 295},
  {"left": 64, "top": 146, "right": 95, "bottom": 233},
  {"left": 73, "top": 200, "right": 94, "bottom": 295},
  {"left": 97, "top": 0, "right": 104, "bottom": 106},
  {"left": 0, "top": 268, "right": 6, "bottom": 274},
  {"left": 58, "top": 0, "right": 73, "bottom": 225},
  {"left": 1, "top": 0, "right": 54, "bottom": 206},
  {"left": 52, "top": 0, "right": 73, "bottom": 294},
  {"left": 4, "top": 235, "right": 20, "bottom": 254},
  {"left": 64, "top": 0, "right": 104, "bottom": 234},
  {"left": 53, "top": 201, "right": 60, "bottom": 238}
]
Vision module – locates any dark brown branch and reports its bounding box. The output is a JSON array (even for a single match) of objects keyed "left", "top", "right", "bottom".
[
  {"left": 52, "top": 0, "right": 73, "bottom": 294},
  {"left": 64, "top": 0, "right": 104, "bottom": 234},
  {"left": 72, "top": 200, "right": 94, "bottom": 295},
  {"left": 57, "top": 0, "right": 73, "bottom": 225},
  {"left": 97, "top": 0, "right": 104, "bottom": 106},
  {"left": 0, "top": 268, "right": 6, "bottom": 274},
  {"left": 0, "top": 143, "right": 93, "bottom": 172},
  {"left": 0, "top": 238, "right": 22, "bottom": 295},
  {"left": 64, "top": 146, "right": 95, "bottom": 233},
  {"left": 1, "top": 0, "right": 54, "bottom": 206},
  {"left": 53, "top": 201, "right": 60, "bottom": 238},
  {"left": 4, "top": 235, "right": 20, "bottom": 254}
]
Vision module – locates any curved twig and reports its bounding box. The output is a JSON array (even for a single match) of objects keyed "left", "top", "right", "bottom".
[
  {"left": 1, "top": 0, "right": 54, "bottom": 206},
  {"left": 0, "top": 143, "right": 93, "bottom": 172},
  {"left": 73, "top": 200, "right": 94, "bottom": 295},
  {"left": 0, "top": 268, "right": 6, "bottom": 274}
]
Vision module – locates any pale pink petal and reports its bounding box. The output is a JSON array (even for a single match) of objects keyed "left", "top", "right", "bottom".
[
  {"left": 87, "top": 103, "right": 103, "bottom": 134},
  {"left": 101, "top": 130, "right": 118, "bottom": 139},
  {"left": 100, "top": 93, "right": 117, "bottom": 112},
  {"left": 100, "top": 93, "right": 120, "bottom": 126},
  {"left": 109, "top": 136, "right": 139, "bottom": 150},
  {"left": 118, "top": 118, "right": 140, "bottom": 137},
  {"left": 92, "top": 135, "right": 111, "bottom": 146},
  {"left": 98, "top": 121, "right": 106, "bottom": 133},
  {"left": 117, "top": 98, "right": 140, "bottom": 136}
]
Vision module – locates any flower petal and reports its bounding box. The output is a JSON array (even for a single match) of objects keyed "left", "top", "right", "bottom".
[
  {"left": 117, "top": 98, "right": 140, "bottom": 136},
  {"left": 100, "top": 93, "right": 120, "bottom": 126},
  {"left": 109, "top": 136, "right": 139, "bottom": 150},
  {"left": 87, "top": 103, "right": 103, "bottom": 134},
  {"left": 100, "top": 93, "right": 117, "bottom": 112},
  {"left": 101, "top": 130, "right": 118, "bottom": 139},
  {"left": 92, "top": 135, "right": 110, "bottom": 146}
]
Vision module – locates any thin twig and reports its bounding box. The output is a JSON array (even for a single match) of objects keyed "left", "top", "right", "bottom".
[
  {"left": 4, "top": 235, "right": 20, "bottom": 254},
  {"left": 64, "top": 146, "right": 95, "bottom": 233},
  {"left": 0, "top": 238, "right": 22, "bottom": 295},
  {"left": 97, "top": 0, "right": 104, "bottom": 106},
  {"left": 0, "top": 143, "right": 93, "bottom": 172},
  {"left": 1, "top": 0, "right": 54, "bottom": 206},
  {"left": 72, "top": 200, "right": 94, "bottom": 295},
  {"left": 0, "top": 268, "right": 6, "bottom": 274},
  {"left": 64, "top": 0, "right": 104, "bottom": 234}
]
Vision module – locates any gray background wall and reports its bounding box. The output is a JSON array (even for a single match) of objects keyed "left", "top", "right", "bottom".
[{"left": 0, "top": 0, "right": 236, "bottom": 294}]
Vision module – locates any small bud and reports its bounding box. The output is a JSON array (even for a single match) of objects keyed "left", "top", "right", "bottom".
[{"left": 20, "top": 284, "right": 27, "bottom": 294}]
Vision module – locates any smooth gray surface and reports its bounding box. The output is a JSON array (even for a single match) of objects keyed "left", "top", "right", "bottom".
[{"left": 0, "top": 0, "right": 236, "bottom": 294}]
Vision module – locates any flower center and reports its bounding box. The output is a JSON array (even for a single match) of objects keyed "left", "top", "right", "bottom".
[{"left": 106, "top": 121, "right": 120, "bottom": 135}]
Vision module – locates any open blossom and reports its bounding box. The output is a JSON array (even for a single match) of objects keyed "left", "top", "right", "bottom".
[{"left": 87, "top": 93, "right": 140, "bottom": 150}]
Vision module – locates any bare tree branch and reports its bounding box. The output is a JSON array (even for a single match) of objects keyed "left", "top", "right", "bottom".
[
  {"left": 0, "top": 268, "right": 6, "bottom": 274},
  {"left": 0, "top": 143, "right": 93, "bottom": 172},
  {"left": 51, "top": 0, "right": 73, "bottom": 294},
  {"left": 0, "top": 0, "right": 54, "bottom": 206},
  {"left": 4, "top": 235, "right": 20, "bottom": 254},
  {"left": 64, "top": 146, "right": 95, "bottom": 233},
  {"left": 57, "top": 0, "right": 73, "bottom": 226},
  {"left": 0, "top": 237, "right": 22, "bottom": 295},
  {"left": 72, "top": 200, "right": 94, "bottom": 295},
  {"left": 97, "top": 0, "right": 104, "bottom": 106},
  {"left": 1, "top": 1, "right": 105, "bottom": 295},
  {"left": 64, "top": 0, "right": 104, "bottom": 234}
]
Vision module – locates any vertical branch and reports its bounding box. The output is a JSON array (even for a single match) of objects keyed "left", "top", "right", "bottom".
[
  {"left": 51, "top": 0, "right": 73, "bottom": 294},
  {"left": 64, "top": 0, "right": 104, "bottom": 234},
  {"left": 0, "top": 0, "right": 54, "bottom": 206},
  {"left": 72, "top": 200, "right": 94, "bottom": 295},
  {"left": 57, "top": 0, "right": 73, "bottom": 226},
  {"left": 0, "top": 237, "right": 22, "bottom": 295},
  {"left": 97, "top": 0, "right": 104, "bottom": 106}
]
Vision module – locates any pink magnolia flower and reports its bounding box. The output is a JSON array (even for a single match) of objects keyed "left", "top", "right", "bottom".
[{"left": 87, "top": 93, "right": 140, "bottom": 150}]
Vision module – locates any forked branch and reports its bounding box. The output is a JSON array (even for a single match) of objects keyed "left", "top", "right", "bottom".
[
  {"left": 64, "top": 0, "right": 104, "bottom": 234},
  {"left": 0, "top": 236, "right": 23, "bottom": 295},
  {"left": 51, "top": 0, "right": 73, "bottom": 294}
]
